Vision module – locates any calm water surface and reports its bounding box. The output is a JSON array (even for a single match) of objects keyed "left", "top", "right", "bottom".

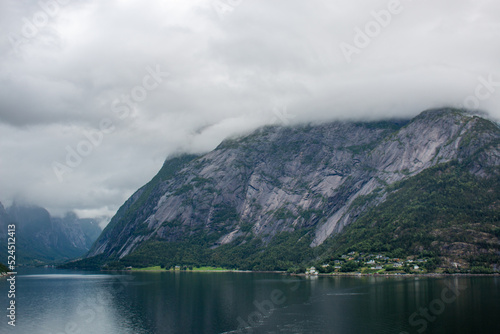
[{"left": 0, "top": 268, "right": 499, "bottom": 333}]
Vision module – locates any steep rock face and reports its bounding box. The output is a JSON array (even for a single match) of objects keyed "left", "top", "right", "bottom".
[
  {"left": 312, "top": 109, "right": 499, "bottom": 245},
  {"left": 88, "top": 109, "right": 500, "bottom": 261},
  {"left": 52, "top": 212, "right": 103, "bottom": 252}
]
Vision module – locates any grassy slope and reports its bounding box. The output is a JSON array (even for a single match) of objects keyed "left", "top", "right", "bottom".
[{"left": 117, "top": 229, "right": 315, "bottom": 271}]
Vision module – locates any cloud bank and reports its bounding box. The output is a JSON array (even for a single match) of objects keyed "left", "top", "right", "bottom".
[{"left": 0, "top": 0, "right": 499, "bottom": 218}]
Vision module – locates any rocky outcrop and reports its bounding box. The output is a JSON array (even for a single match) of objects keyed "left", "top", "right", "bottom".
[{"left": 88, "top": 109, "right": 500, "bottom": 260}]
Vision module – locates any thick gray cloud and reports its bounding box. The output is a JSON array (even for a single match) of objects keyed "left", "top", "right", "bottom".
[{"left": 0, "top": 0, "right": 499, "bottom": 219}]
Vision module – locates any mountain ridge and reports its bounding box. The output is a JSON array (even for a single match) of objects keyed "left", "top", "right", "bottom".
[
  {"left": 0, "top": 203, "right": 102, "bottom": 265},
  {"left": 78, "top": 108, "right": 499, "bottom": 270}
]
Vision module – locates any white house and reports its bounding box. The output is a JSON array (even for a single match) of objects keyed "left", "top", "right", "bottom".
[{"left": 305, "top": 267, "right": 319, "bottom": 275}]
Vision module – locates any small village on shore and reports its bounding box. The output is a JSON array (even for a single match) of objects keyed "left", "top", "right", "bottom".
[{"left": 300, "top": 251, "right": 499, "bottom": 276}]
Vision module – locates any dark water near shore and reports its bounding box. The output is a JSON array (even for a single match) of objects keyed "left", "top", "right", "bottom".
[{"left": 1, "top": 268, "right": 499, "bottom": 333}]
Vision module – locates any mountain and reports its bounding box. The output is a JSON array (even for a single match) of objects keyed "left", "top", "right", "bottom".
[
  {"left": 76, "top": 108, "right": 499, "bottom": 271},
  {"left": 0, "top": 203, "right": 102, "bottom": 265}
]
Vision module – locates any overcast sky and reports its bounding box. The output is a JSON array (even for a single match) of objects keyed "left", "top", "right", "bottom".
[{"left": 0, "top": 0, "right": 499, "bottom": 221}]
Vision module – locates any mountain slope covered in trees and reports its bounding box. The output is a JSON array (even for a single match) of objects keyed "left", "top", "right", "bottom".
[{"left": 69, "top": 109, "right": 499, "bottom": 271}]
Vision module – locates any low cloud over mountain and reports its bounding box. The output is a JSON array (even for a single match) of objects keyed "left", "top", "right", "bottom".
[{"left": 1, "top": 0, "right": 499, "bottom": 217}]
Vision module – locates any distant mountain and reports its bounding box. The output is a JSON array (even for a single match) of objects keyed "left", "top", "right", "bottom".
[
  {"left": 72, "top": 108, "right": 499, "bottom": 271},
  {"left": 0, "top": 203, "right": 102, "bottom": 265}
]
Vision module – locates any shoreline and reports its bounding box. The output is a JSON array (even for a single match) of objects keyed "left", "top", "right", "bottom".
[
  {"left": 115, "top": 269, "right": 287, "bottom": 274},
  {"left": 292, "top": 272, "right": 500, "bottom": 278},
  {"left": 0, "top": 272, "right": 15, "bottom": 278},
  {"left": 103, "top": 268, "right": 500, "bottom": 277},
  {"left": 24, "top": 266, "right": 500, "bottom": 277}
]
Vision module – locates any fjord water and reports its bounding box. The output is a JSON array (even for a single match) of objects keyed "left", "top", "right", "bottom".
[{"left": 1, "top": 269, "right": 499, "bottom": 334}]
